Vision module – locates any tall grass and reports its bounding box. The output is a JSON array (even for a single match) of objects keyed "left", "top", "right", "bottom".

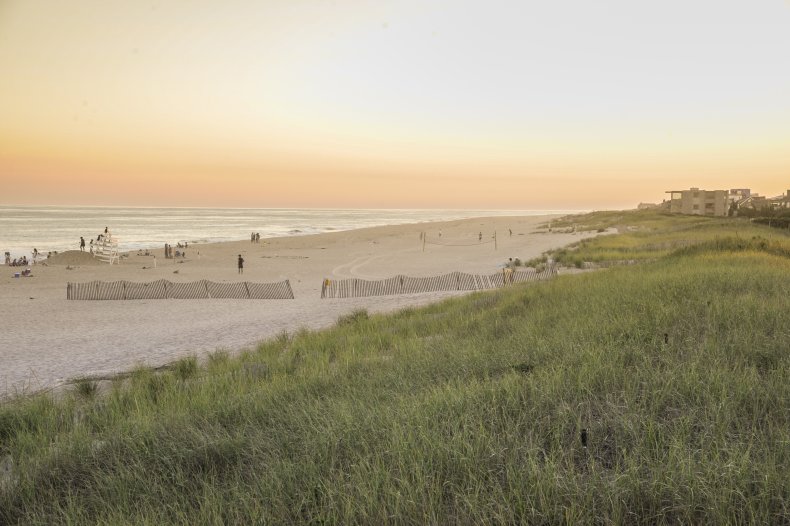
[
  {"left": 528, "top": 209, "right": 786, "bottom": 267},
  {"left": 1, "top": 213, "right": 788, "bottom": 524}
]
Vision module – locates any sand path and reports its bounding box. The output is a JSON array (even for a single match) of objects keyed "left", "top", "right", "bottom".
[{"left": 0, "top": 214, "right": 592, "bottom": 396}]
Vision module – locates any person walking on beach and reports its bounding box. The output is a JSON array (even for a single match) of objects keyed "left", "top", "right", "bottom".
[
  {"left": 237, "top": 254, "right": 244, "bottom": 274},
  {"left": 79, "top": 237, "right": 86, "bottom": 251},
  {"left": 4, "top": 252, "right": 10, "bottom": 266}
]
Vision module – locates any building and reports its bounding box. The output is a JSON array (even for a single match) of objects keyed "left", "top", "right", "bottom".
[
  {"left": 728, "top": 188, "right": 751, "bottom": 202},
  {"left": 736, "top": 195, "right": 769, "bottom": 212},
  {"left": 767, "top": 190, "right": 790, "bottom": 210},
  {"left": 665, "top": 188, "right": 729, "bottom": 216}
]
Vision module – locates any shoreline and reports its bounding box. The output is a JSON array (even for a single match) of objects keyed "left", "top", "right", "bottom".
[
  {"left": 1, "top": 207, "right": 585, "bottom": 261},
  {"left": 1, "top": 213, "right": 594, "bottom": 397}
]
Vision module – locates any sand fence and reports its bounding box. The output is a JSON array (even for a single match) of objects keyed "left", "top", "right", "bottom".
[
  {"left": 321, "top": 267, "right": 556, "bottom": 299},
  {"left": 67, "top": 268, "right": 554, "bottom": 300},
  {"left": 66, "top": 279, "right": 294, "bottom": 300}
]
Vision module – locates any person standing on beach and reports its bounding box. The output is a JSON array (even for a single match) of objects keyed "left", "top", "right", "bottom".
[
  {"left": 79, "top": 237, "right": 86, "bottom": 251},
  {"left": 4, "top": 252, "right": 10, "bottom": 265},
  {"left": 237, "top": 254, "right": 244, "bottom": 274}
]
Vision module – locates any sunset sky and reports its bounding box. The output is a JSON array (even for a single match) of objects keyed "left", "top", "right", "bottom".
[{"left": 1, "top": 0, "right": 788, "bottom": 209}]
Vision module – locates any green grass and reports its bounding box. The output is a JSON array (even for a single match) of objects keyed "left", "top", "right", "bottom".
[
  {"left": 528, "top": 209, "right": 787, "bottom": 268},
  {"left": 1, "top": 212, "right": 789, "bottom": 524}
]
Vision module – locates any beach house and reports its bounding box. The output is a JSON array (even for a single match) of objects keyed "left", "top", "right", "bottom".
[
  {"left": 769, "top": 190, "right": 790, "bottom": 209},
  {"left": 665, "top": 188, "right": 729, "bottom": 216}
]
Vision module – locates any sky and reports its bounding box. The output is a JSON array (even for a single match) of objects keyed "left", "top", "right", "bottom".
[{"left": 1, "top": 0, "right": 788, "bottom": 209}]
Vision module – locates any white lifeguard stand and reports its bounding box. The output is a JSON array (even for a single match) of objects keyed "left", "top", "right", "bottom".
[{"left": 94, "top": 234, "right": 120, "bottom": 265}]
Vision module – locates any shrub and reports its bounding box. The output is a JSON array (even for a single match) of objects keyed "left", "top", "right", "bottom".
[
  {"left": 173, "top": 356, "right": 198, "bottom": 380},
  {"left": 337, "top": 308, "right": 369, "bottom": 326},
  {"left": 74, "top": 379, "right": 98, "bottom": 399}
]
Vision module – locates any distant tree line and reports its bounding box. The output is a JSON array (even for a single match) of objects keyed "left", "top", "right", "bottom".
[{"left": 734, "top": 205, "right": 790, "bottom": 229}]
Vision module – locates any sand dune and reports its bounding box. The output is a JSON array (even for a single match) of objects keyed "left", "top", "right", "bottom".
[
  {"left": 41, "top": 250, "right": 104, "bottom": 266},
  {"left": 1, "top": 214, "right": 594, "bottom": 396}
]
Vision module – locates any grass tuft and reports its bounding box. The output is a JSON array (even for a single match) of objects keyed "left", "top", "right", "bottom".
[
  {"left": 172, "top": 356, "right": 199, "bottom": 380},
  {"left": 74, "top": 379, "right": 98, "bottom": 399},
  {"left": 337, "top": 308, "right": 369, "bottom": 326}
]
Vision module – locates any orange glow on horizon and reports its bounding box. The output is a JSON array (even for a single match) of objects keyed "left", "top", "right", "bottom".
[{"left": 1, "top": 1, "right": 788, "bottom": 208}]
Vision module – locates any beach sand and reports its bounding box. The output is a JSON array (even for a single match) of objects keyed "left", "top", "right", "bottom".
[{"left": 1, "top": 214, "right": 594, "bottom": 396}]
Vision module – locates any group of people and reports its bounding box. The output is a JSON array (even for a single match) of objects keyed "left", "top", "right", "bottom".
[
  {"left": 164, "top": 243, "right": 187, "bottom": 259},
  {"left": 80, "top": 226, "right": 112, "bottom": 253},
  {"left": 250, "top": 232, "right": 261, "bottom": 243},
  {"left": 4, "top": 249, "right": 53, "bottom": 267},
  {"left": 5, "top": 253, "right": 29, "bottom": 267}
]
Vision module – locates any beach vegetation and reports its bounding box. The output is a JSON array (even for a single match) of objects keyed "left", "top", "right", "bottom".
[
  {"left": 337, "top": 308, "right": 370, "bottom": 326},
  {"left": 0, "top": 211, "right": 788, "bottom": 523},
  {"left": 527, "top": 209, "right": 786, "bottom": 268},
  {"left": 206, "top": 349, "right": 229, "bottom": 368},
  {"left": 173, "top": 356, "right": 199, "bottom": 380},
  {"left": 74, "top": 379, "right": 98, "bottom": 399}
]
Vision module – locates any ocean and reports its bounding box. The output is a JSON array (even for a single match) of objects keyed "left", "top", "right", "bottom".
[{"left": 0, "top": 206, "right": 579, "bottom": 261}]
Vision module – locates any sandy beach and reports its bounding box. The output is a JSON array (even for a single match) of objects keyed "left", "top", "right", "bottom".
[{"left": 1, "top": 214, "right": 594, "bottom": 396}]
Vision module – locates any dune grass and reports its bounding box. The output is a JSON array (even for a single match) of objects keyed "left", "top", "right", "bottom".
[
  {"left": 530, "top": 209, "right": 787, "bottom": 268},
  {"left": 1, "top": 213, "right": 789, "bottom": 524}
]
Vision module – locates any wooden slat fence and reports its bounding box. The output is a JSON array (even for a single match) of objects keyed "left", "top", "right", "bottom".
[
  {"left": 125, "top": 279, "right": 169, "bottom": 300},
  {"left": 321, "top": 267, "right": 557, "bottom": 299},
  {"left": 67, "top": 280, "right": 294, "bottom": 300},
  {"left": 168, "top": 280, "right": 210, "bottom": 299},
  {"left": 205, "top": 281, "right": 249, "bottom": 299},
  {"left": 247, "top": 280, "right": 294, "bottom": 299}
]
